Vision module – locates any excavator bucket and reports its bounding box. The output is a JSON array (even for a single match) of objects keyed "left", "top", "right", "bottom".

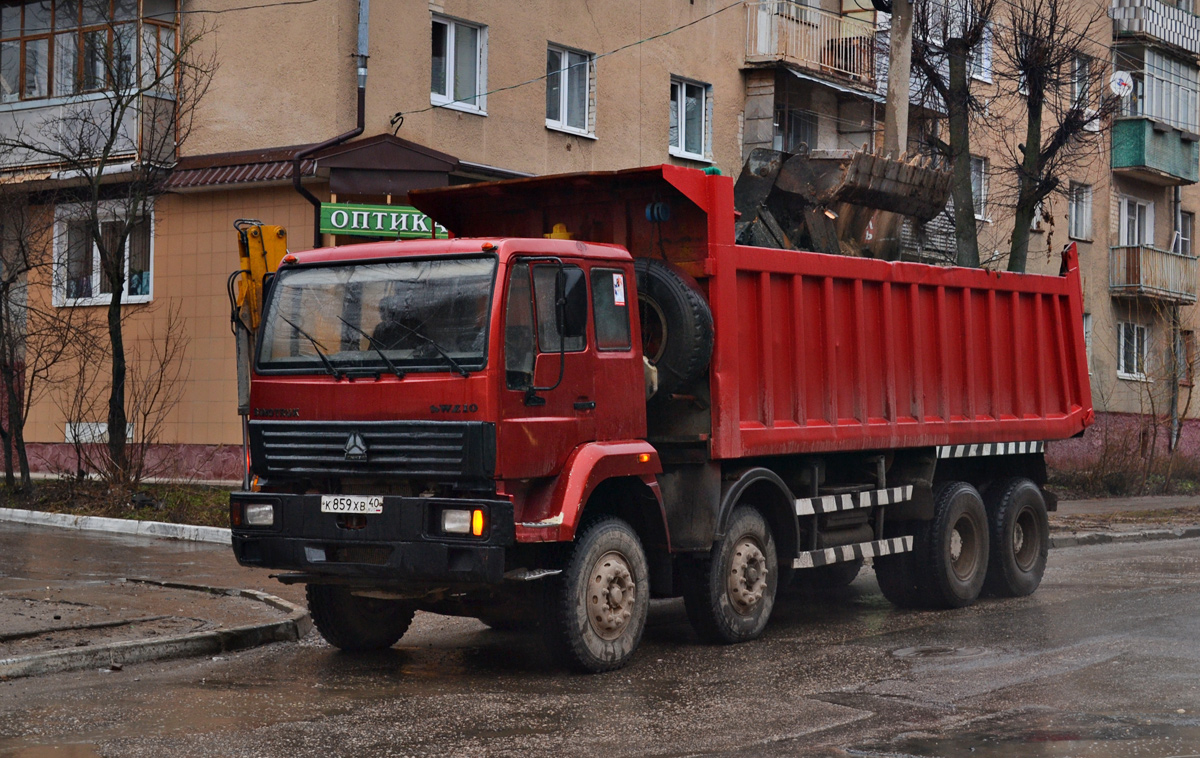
[{"left": 733, "top": 146, "right": 952, "bottom": 258}]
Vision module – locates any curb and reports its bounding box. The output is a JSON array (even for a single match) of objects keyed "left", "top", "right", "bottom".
[
  {"left": 0, "top": 579, "right": 311, "bottom": 680},
  {"left": 1051, "top": 526, "right": 1200, "bottom": 548},
  {"left": 0, "top": 507, "right": 231, "bottom": 545}
]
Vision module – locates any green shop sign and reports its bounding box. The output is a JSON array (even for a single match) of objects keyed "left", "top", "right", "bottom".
[{"left": 319, "top": 203, "right": 449, "bottom": 239}]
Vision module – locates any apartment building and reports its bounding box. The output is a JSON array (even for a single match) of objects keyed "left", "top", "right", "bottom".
[{"left": 0, "top": 0, "right": 1196, "bottom": 476}]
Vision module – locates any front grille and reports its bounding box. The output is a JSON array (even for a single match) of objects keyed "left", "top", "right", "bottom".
[{"left": 249, "top": 420, "right": 495, "bottom": 481}]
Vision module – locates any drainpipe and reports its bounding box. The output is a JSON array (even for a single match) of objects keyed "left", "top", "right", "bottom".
[
  {"left": 292, "top": 0, "right": 370, "bottom": 249},
  {"left": 1170, "top": 185, "right": 1183, "bottom": 451}
]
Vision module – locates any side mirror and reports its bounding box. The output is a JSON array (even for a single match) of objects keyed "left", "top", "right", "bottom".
[{"left": 560, "top": 267, "right": 587, "bottom": 339}]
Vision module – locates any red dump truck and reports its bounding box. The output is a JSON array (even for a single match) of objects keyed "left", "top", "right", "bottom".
[{"left": 228, "top": 165, "right": 1093, "bottom": 672}]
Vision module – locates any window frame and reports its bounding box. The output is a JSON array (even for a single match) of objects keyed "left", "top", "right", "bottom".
[
  {"left": 1120, "top": 196, "right": 1154, "bottom": 247},
  {"left": 1082, "top": 312, "right": 1093, "bottom": 375},
  {"left": 1068, "top": 182, "right": 1093, "bottom": 241},
  {"left": 545, "top": 43, "right": 594, "bottom": 138},
  {"left": 590, "top": 267, "right": 632, "bottom": 352},
  {"left": 968, "top": 23, "right": 992, "bottom": 83},
  {"left": 429, "top": 14, "right": 487, "bottom": 115},
  {"left": 53, "top": 200, "right": 154, "bottom": 307},
  {"left": 0, "top": 0, "right": 176, "bottom": 105},
  {"left": 668, "top": 76, "right": 711, "bottom": 162},
  {"left": 1180, "top": 211, "right": 1194, "bottom": 256},
  {"left": 1117, "top": 321, "right": 1149, "bottom": 381}
]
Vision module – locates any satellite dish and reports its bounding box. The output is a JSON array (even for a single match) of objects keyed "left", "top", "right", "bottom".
[{"left": 1111, "top": 71, "right": 1134, "bottom": 97}]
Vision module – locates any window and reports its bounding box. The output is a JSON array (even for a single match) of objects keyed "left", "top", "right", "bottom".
[
  {"left": 0, "top": 0, "right": 172, "bottom": 103},
  {"left": 669, "top": 77, "right": 709, "bottom": 161},
  {"left": 503, "top": 262, "right": 588, "bottom": 391},
  {"left": 968, "top": 23, "right": 992, "bottom": 82},
  {"left": 430, "top": 15, "right": 486, "bottom": 112},
  {"left": 970, "top": 156, "right": 987, "bottom": 220},
  {"left": 1068, "top": 182, "right": 1092, "bottom": 241},
  {"left": 1071, "top": 55, "right": 1089, "bottom": 108},
  {"left": 1120, "top": 197, "right": 1153, "bottom": 247},
  {"left": 1180, "top": 212, "right": 1194, "bottom": 256},
  {"left": 591, "top": 268, "right": 631, "bottom": 351},
  {"left": 1118, "top": 321, "right": 1149, "bottom": 380},
  {"left": 1121, "top": 49, "right": 1200, "bottom": 133},
  {"left": 546, "top": 44, "right": 592, "bottom": 135},
  {"left": 54, "top": 201, "right": 152, "bottom": 306},
  {"left": 1082, "top": 312, "right": 1093, "bottom": 374}
]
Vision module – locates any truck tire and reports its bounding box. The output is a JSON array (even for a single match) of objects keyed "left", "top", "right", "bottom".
[
  {"left": 634, "top": 258, "right": 713, "bottom": 398},
  {"left": 542, "top": 516, "right": 649, "bottom": 673},
  {"left": 306, "top": 585, "right": 415, "bottom": 652},
  {"left": 683, "top": 506, "right": 778, "bottom": 644},
  {"left": 915, "top": 481, "right": 989, "bottom": 609},
  {"left": 982, "top": 477, "right": 1049, "bottom": 597}
]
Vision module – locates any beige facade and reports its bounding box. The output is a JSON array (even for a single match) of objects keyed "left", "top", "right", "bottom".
[{"left": 3, "top": 0, "right": 1200, "bottom": 472}]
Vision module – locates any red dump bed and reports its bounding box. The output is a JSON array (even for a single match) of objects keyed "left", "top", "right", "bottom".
[{"left": 411, "top": 165, "right": 1094, "bottom": 460}]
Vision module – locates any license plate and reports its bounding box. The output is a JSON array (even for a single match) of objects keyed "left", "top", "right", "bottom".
[{"left": 320, "top": 495, "right": 383, "bottom": 514}]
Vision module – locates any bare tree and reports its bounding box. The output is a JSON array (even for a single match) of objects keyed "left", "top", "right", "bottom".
[
  {"left": 910, "top": 0, "right": 996, "bottom": 267},
  {"left": 0, "top": 2, "right": 214, "bottom": 485},
  {"left": 994, "top": 0, "right": 1117, "bottom": 272},
  {"left": 0, "top": 191, "right": 104, "bottom": 491}
]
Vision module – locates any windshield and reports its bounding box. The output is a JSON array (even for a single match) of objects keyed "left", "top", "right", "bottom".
[{"left": 257, "top": 256, "right": 497, "bottom": 374}]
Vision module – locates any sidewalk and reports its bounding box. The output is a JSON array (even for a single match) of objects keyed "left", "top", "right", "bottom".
[{"left": 0, "top": 522, "right": 309, "bottom": 679}]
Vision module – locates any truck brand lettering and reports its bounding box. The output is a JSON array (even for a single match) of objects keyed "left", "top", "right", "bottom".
[
  {"left": 254, "top": 407, "right": 300, "bottom": 418},
  {"left": 429, "top": 404, "right": 478, "bottom": 414},
  {"left": 319, "top": 203, "right": 449, "bottom": 239}
]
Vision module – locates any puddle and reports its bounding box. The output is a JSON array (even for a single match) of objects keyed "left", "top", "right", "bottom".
[
  {"left": 892, "top": 645, "right": 991, "bottom": 660},
  {"left": 864, "top": 711, "right": 1200, "bottom": 757}
]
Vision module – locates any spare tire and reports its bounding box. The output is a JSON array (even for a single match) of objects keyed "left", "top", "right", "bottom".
[{"left": 633, "top": 258, "right": 714, "bottom": 398}]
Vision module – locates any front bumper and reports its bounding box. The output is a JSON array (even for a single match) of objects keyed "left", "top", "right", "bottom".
[{"left": 230, "top": 492, "right": 515, "bottom": 585}]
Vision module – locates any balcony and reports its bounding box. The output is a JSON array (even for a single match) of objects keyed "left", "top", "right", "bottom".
[
  {"left": 1111, "top": 117, "right": 1200, "bottom": 184},
  {"left": 746, "top": 1, "right": 878, "bottom": 88},
  {"left": 1113, "top": 0, "right": 1200, "bottom": 57},
  {"left": 1110, "top": 244, "right": 1199, "bottom": 303}
]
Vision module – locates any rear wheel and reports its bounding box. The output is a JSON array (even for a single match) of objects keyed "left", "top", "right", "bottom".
[
  {"left": 683, "top": 506, "right": 778, "bottom": 644},
  {"left": 542, "top": 516, "right": 649, "bottom": 673},
  {"left": 916, "top": 481, "right": 989, "bottom": 609},
  {"left": 982, "top": 478, "right": 1049, "bottom": 597},
  {"left": 306, "top": 585, "right": 415, "bottom": 652}
]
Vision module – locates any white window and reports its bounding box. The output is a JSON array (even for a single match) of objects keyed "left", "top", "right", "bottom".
[
  {"left": 1071, "top": 55, "right": 1089, "bottom": 107},
  {"left": 546, "top": 45, "right": 593, "bottom": 136},
  {"left": 1120, "top": 197, "right": 1154, "bottom": 247},
  {"left": 430, "top": 15, "right": 486, "bottom": 113},
  {"left": 54, "top": 202, "right": 153, "bottom": 306},
  {"left": 970, "top": 156, "right": 988, "bottom": 220},
  {"left": 669, "top": 77, "right": 710, "bottom": 161},
  {"left": 1118, "top": 321, "right": 1149, "bottom": 380},
  {"left": 1082, "top": 312, "right": 1093, "bottom": 374},
  {"left": 1180, "top": 212, "right": 1194, "bottom": 256},
  {"left": 1068, "top": 182, "right": 1092, "bottom": 241},
  {"left": 969, "top": 24, "right": 992, "bottom": 82}
]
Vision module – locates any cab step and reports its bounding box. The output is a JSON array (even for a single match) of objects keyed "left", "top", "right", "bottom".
[{"left": 793, "top": 536, "right": 914, "bottom": 569}]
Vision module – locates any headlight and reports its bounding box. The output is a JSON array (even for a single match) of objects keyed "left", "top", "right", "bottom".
[
  {"left": 442, "top": 509, "right": 472, "bottom": 534},
  {"left": 244, "top": 503, "right": 275, "bottom": 526}
]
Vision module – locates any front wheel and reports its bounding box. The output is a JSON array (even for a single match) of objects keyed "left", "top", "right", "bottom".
[
  {"left": 983, "top": 478, "right": 1049, "bottom": 597},
  {"left": 306, "top": 585, "right": 415, "bottom": 652},
  {"left": 542, "top": 516, "right": 649, "bottom": 673},
  {"left": 683, "top": 506, "right": 778, "bottom": 644}
]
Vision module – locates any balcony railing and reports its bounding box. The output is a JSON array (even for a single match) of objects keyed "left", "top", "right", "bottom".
[
  {"left": 1112, "top": 0, "right": 1200, "bottom": 57},
  {"left": 746, "top": 1, "right": 878, "bottom": 87},
  {"left": 1110, "top": 244, "right": 1199, "bottom": 303}
]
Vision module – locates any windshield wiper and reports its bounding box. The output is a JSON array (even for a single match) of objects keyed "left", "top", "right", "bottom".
[
  {"left": 391, "top": 320, "right": 470, "bottom": 377},
  {"left": 336, "top": 315, "right": 406, "bottom": 379},
  {"left": 278, "top": 314, "right": 343, "bottom": 380}
]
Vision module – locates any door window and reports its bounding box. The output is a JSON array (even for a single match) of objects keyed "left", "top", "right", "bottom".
[{"left": 591, "top": 268, "right": 632, "bottom": 350}]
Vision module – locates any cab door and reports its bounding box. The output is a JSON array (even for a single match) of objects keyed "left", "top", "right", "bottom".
[{"left": 496, "top": 259, "right": 597, "bottom": 480}]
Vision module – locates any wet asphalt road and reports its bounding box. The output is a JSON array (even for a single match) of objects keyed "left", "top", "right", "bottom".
[{"left": 0, "top": 524, "right": 1198, "bottom": 757}]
